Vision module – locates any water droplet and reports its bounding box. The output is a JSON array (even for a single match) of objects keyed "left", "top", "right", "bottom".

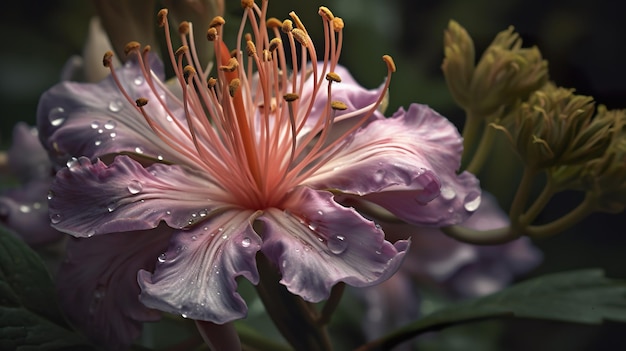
[
  {"left": 94, "top": 140, "right": 102, "bottom": 146},
  {"left": 181, "top": 313, "right": 188, "bottom": 319},
  {"left": 308, "top": 222, "right": 318, "bottom": 231},
  {"left": 166, "top": 210, "right": 172, "bottom": 215},
  {"left": 104, "top": 120, "right": 117, "bottom": 130},
  {"left": 157, "top": 253, "right": 167, "bottom": 263},
  {"left": 199, "top": 209, "right": 208, "bottom": 217},
  {"left": 91, "top": 121, "right": 100, "bottom": 129},
  {"left": 107, "top": 201, "right": 117, "bottom": 212},
  {"left": 440, "top": 185, "right": 456, "bottom": 200},
  {"left": 281, "top": 260, "right": 287, "bottom": 268},
  {"left": 66, "top": 157, "right": 79, "bottom": 170},
  {"left": 47, "top": 191, "right": 54, "bottom": 200},
  {"left": 191, "top": 235, "right": 198, "bottom": 241},
  {"left": 328, "top": 235, "right": 347, "bottom": 254},
  {"left": 166, "top": 115, "right": 174, "bottom": 122},
  {"left": 134, "top": 147, "right": 144, "bottom": 154},
  {"left": 463, "top": 192, "right": 482, "bottom": 212},
  {"left": 134, "top": 76, "right": 144, "bottom": 85},
  {"left": 49, "top": 107, "right": 66, "bottom": 126},
  {"left": 19, "top": 205, "right": 31, "bottom": 213},
  {"left": 109, "top": 132, "right": 117, "bottom": 138},
  {"left": 127, "top": 180, "right": 143, "bottom": 194},
  {"left": 203, "top": 226, "right": 209, "bottom": 231},
  {"left": 51, "top": 213, "right": 62, "bottom": 224},
  {"left": 108, "top": 100, "right": 123, "bottom": 112},
  {"left": 157, "top": 155, "right": 164, "bottom": 161},
  {"left": 241, "top": 237, "right": 251, "bottom": 248},
  {"left": 221, "top": 234, "right": 228, "bottom": 240},
  {"left": 33, "top": 202, "right": 42, "bottom": 210},
  {"left": 373, "top": 169, "right": 386, "bottom": 182}
]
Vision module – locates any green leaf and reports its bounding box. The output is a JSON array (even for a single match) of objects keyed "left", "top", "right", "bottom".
[
  {"left": 356, "top": 269, "right": 626, "bottom": 351},
  {"left": 0, "top": 227, "right": 93, "bottom": 350}
]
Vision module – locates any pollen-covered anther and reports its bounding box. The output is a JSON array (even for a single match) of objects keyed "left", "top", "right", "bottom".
[
  {"left": 209, "top": 16, "right": 225, "bottom": 28},
  {"left": 124, "top": 41, "right": 141, "bottom": 56},
  {"left": 207, "top": 77, "right": 217, "bottom": 89},
  {"left": 241, "top": 0, "right": 254, "bottom": 9},
  {"left": 291, "top": 28, "right": 309, "bottom": 46},
  {"left": 102, "top": 51, "right": 113, "bottom": 67},
  {"left": 207, "top": 27, "right": 218, "bottom": 41},
  {"left": 157, "top": 9, "right": 168, "bottom": 27},
  {"left": 246, "top": 40, "right": 257, "bottom": 57},
  {"left": 331, "top": 101, "right": 348, "bottom": 110},
  {"left": 136, "top": 98, "right": 149, "bottom": 107},
  {"left": 175, "top": 46, "right": 189, "bottom": 57},
  {"left": 262, "top": 49, "right": 272, "bottom": 62},
  {"left": 184, "top": 65, "right": 196, "bottom": 80},
  {"left": 283, "top": 93, "right": 300, "bottom": 102},
  {"left": 333, "top": 18, "right": 345, "bottom": 32},
  {"left": 229, "top": 78, "right": 241, "bottom": 97},
  {"left": 282, "top": 19, "right": 293, "bottom": 33},
  {"left": 142, "top": 45, "right": 151, "bottom": 56},
  {"left": 382, "top": 55, "right": 397, "bottom": 73},
  {"left": 318, "top": 6, "right": 335, "bottom": 20},
  {"left": 269, "top": 38, "right": 282, "bottom": 52},
  {"left": 267, "top": 17, "right": 282, "bottom": 29},
  {"left": 326, "top": 72, "right": 342, "bottom": 83},
  {"left": 219, "top": 57, "right": 239, "bottom": 72},
  {"left": 179, "top": 21, "right": 190, "bottom": 35}
]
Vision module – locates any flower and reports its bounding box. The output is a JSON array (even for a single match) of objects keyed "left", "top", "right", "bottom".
[
  {"left": 37, "top": 0, "right": 479, "bottom": 344},
  {"left": 0, "top": 123, "right": 62, "bottom": 246}
]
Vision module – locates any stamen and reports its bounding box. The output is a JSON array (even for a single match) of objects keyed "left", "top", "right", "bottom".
[
  {"left": 175, "top": 45, "right": 189, "bottom": 57},
  {"left": 229, "top": 78, "right": 241, "bottom": 97},
  {"left": 183, "top": 65, "right": 196, "bottom": 81},
  {"left": 325, "top": 72, "right": 342, "bottom": 83},
  {"left": 246, "top": 40, "right": 257, "bottom": 57},
  {"left": 267, "top": 17, "right": 282, "bottom": 29},
  {"left": 136, "top": 98, "right": 149, "bottom": 107},
  {"left": 102, "top": 51, "right": 113, "bottom": 67},
  {"left": 283, "top": 93, "right": 299, "bottom": 102},
  {"left": 291, "top": 28, "right": 309, "bottom": 46},
  {"left": 207, "top": 27, "right": 218, "bottom": 41},
  {"left": 124, "top": 41, "right": 141, "bottom": 56},
  {"left": 219, "top": 57, "right": 239, "bottom": 72},
  {"left": 207, "top": 77, "right": 217, "bottom": 89},
  {"left": 281, "top": 19, "right": 293, "bottom": 33},
  {"left": 333, "top": 18, "right": 345, "bottom": 32},
  {"left": 269, "top": 38, "right": 282, "bottom": 52},
  {"left": 142, "top": 45, "right": 151, "bottom": 56},
  {"left": 331, "top": 101, "right": 348, "bottom": 110},
  {"left": 157, "top": 9, "right": 168, "bottom": 27},
  {"left": 289, "top": 11, "right": 307, "bottom": 33},
  {"left": 179, "top": 21, "right": 190, "bottom": 35},
  {"left": 209, "top": 16, "right": 226, "bottom": 28},
  {"left": 241, "top": 0, "right": 254, "bottom": 8},
  {"left": 382, "top": 55, "right": 397, "bottom": 72},
  {"left": 318, "top": 6, "right": 335, "bottom": 20}
]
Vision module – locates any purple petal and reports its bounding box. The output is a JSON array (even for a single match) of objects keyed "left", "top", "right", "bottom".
[
  {"left": 0, "top": 180, "right": 63, "bottom": 246},
  {"left": 56, "top": 226, "right": 170, "bottom": 350},
  {"left": 306, "top": 103, "right": 480, "bottom": 226},
  {"left": 138, "top": 210, "right": 262, "bottom": 323},
  {"left": 7, "top": 123, "right": 51, "bottom": 181},
  {"left": 36, "top": 55, "right": 188, "bottom": 167},
  {"left": 259, "top": 187, "right": 409, "bottom": 302},
  {"left": 48, "top": 155, "right": 230, "bottom": 237}
]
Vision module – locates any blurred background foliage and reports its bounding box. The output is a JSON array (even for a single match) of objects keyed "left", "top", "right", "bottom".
[{"left": 1, "top": 0, "right": 625, "bottom": 349}]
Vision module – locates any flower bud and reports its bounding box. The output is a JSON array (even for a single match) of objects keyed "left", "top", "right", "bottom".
[
  {"left": 494, "top": 83, "right": 614, "bottom": 170},
  {"left": 444, "top": 23, "right": 549, "bottom": 119}
]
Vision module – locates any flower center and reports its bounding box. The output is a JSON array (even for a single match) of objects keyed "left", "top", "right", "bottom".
[{"left": 104, "top": 1, "right": 395, "bottom": 210}]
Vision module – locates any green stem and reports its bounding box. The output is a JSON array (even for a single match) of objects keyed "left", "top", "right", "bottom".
[
  {"left": 317, "top": 283, "right": 345, "bottom": 326},
  {"left": 441, "top": 224, "right": 520, "bottom": 245},
  {"left": 460, "top": 112, "right": 482, "bottom": 168},
  {"left": 519, "top": 175, "right": 555, "bottom": 227},
  {"left": 526, "top": 198, "right": 594, "bottom": 238},
  {"left": 235, "top": 322, "right": 293, "bottom": 351},
  {"left": 255, "top": 254, "right": 331, "bottom": 351},
  {"left": 465, "top": 124, "right": 496, "bottom": 175},
  {"left": 509, "top": 167, "right": 537, "bottom": 227}
]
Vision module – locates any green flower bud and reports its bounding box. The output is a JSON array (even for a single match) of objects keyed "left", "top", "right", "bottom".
[
  {"left": 443, "top": 22, "right": 549, "bottom": 119},
  {"left": 495, "top": 83, "right": 615, "bottom": 170}
]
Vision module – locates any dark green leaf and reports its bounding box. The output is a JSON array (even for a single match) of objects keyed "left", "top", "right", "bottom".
[
  {"left": 357, "top": 269, "right": 626, "bottom": 351},
  {"left": 0, "top": 227, "right": 93, "bottom": 350}
]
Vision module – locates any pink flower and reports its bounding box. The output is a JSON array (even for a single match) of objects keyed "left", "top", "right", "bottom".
[{"left": 37, "top": 2, "right": 479, "bottom": 347}]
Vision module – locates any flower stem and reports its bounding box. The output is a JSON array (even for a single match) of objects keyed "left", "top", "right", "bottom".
[
  {"left": 317, "top": 282, "right": 345, "bottom": 326},
  {"left": 465, "top": 124, "right": 496, "bottom": 175},
  {"left": 255, "top": 254, "right": 331, "bottom": 351},
  {"left": 519, "top": 175, "right": 555, "bottom": 227},
  {"left": 509, "top": 167, "right": 537, "bottom": 227},
  {"left": 441, "top": 224, "right": 520, "bottom": 245},
  {"left": 235, "top": 322, "right": 293, "bottom": 351},
  {"left": 526, "top": 197, "right": 594, "bottom": 238},
  {"left": 460, "top": 112, "right": 482, "bottom": 168}
]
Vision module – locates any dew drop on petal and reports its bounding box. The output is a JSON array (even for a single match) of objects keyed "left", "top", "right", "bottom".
[
  {"left": 94, "top": 140, "right": 102, "bottom": 146},
  {"left": 134, "top": 147, "right": 144, "bottom": 154},
  {"left": 317, "top": 210, "right": 324, "bottom": 216},
  {"left": 134, "top": 76, "right": 144, "bottom": 85},
  {"left": 127, "top": 180, "right": 143, "bottom": 194},
  {"left": 106, "top": 202, "right": 117, "bottom": 213},
  {"left": 157, "top": 253, "right": 167, "bottom": 263},
  {"left": 157, "top": 155, "right": 164, "bottom": 161},
  {"left": 166, "top": 115, "right": 174, "bottom": 122},
  {"left": 108, "top": 100, "right": 123, "bottom": 112},
  {"left": 463, "top": 191, "right": 482, "bottom": 212},
  {"left": 241, "top": 237, "right": 251, "bottom": 248},
  {"left": 49, "top": 107, "right": 66, "bottom": 126},
  {"left": 373, "top": 169, "right": 386, "bottom": 183},
  {"left": 199, "top": 209, "right": 208, "bottom": 217},
  {"left": 166, "top": 210, "right": 172, "bottom": 215},
  {"left": 66, "top": 157, "right": 79, "bottom": 170},
  {"left": 181, "top": 313, "right": 188, "bottom": 319},
  {"left": 91, "top": 121, "right": 100, "bottom": 129},
  {"left": 19, "top": 205, "right": 31, "bottom": 213},
  {"left": 50, "top": 213, "right": 62, "bottom": 224},
  {"left": 328, "top": 235, "right": 347, "bottom": 254},
  {"left": 47, "top": 191, "right": 54, "bottom": 200},
  {"left": 308, "top": 222, "right": 318, "bottom": 231},
  {"left": 440, "top": 185, "right": 457, "bottom": 200},
  {"left": 109, "top": 132, "right": 117, "bottom": 138},
  {"left": 191, "top": 235, "right": 197, "bottom": 241},
  {"left": 103, "top": 120, "right": 117, "bottom": 130}
]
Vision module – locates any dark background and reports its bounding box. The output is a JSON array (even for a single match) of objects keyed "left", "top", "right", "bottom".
[{"left": 1, "top": 0, "right": 625, "bottom": 349}]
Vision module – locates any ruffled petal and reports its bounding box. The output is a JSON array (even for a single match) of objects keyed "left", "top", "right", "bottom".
[
  {"left": 48, "top": 155, "right": 231, "bottom": 237},
  {"left": 259, "top": 187, "right": 409, "bottom": 302},
  {"left": 56, "top": 226, "right": 171, "bottom": 350},
  {"left": 307, "top": 103, "right": 480, "bottom": 226},
  {"left": 37, "top": 55, "right": 190, "bottom": 167},
  {"left": 138, "top": 210, "right": 262, "bottom": 323}
]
